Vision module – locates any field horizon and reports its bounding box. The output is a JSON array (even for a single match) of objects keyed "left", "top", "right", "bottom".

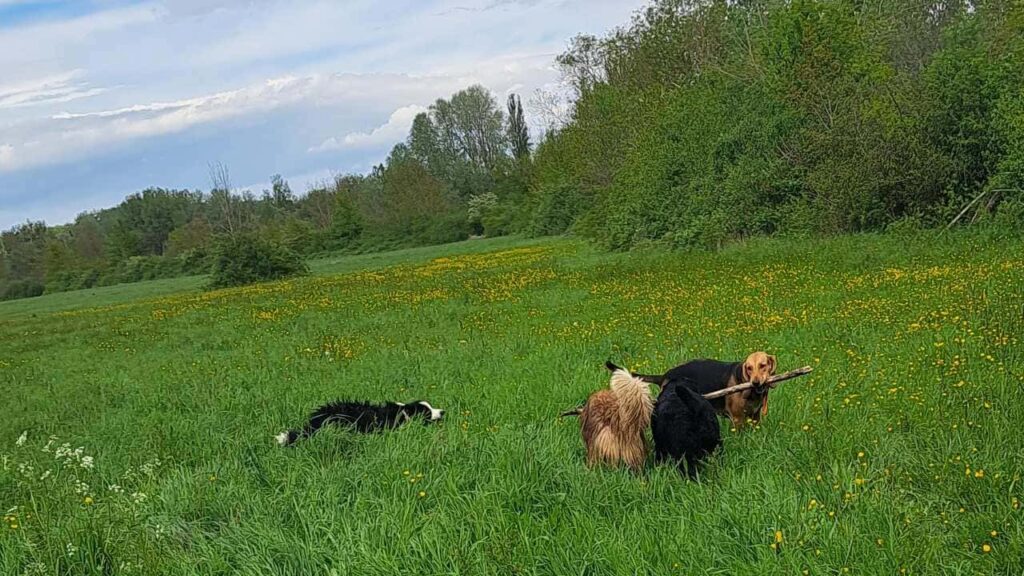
[{"left": 2, "top": 232, "right": 1022, "bottom": 575}]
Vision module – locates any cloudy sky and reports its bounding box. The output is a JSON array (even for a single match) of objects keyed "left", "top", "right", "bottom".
[{"left": 0, "top": 0, "right": 645, "bottom": 229}]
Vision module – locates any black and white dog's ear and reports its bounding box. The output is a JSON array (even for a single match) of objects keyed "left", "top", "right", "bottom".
[{"left": 605, "top": 360, "right": 623, "bottom": 373}]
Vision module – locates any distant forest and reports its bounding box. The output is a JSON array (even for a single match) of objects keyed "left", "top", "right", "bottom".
[{"left": 3, "top": 0, "right": 1023, "bottom": 300}]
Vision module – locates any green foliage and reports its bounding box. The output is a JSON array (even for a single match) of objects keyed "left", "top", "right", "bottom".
[
  {"left": 506, "top": 94, "right": 531, "bottom": 162},
  {"left": 529, "top": 0, "right": 1024, "bottom": 249},
  {"left": 207, "top": 234, "right": 308, "bottom": 289},
  {"left": 0, "top": 279, "right": 44, "bottom": 301}
]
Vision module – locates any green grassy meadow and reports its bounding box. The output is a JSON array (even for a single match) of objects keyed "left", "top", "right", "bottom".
[{"left": 1, "top": 233, "right": 1022, "bottom": 575}]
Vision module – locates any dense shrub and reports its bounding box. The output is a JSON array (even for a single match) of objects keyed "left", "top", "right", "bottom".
[
  {"left": 207, "top": 234, "right": 308, "bottom": 289},
  {"left": 528, "top": 0, "right": 1024, "bottom": 250},
  {"left": 1, "top": 280, "right": 44, "bottom": 301}
]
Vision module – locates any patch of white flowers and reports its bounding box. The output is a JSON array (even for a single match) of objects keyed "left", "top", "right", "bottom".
[
  {"left": 54, "top": 443, "right": 93, "bottom": 470},
  {"left": 3, "top": 430, "right": 169, "bottom": 573},
  {"left": 72, "top": 480, "right": 90, "bottom": 495},
  {"left": 21, "top": 561, "right": 47, "bottom": 576}
]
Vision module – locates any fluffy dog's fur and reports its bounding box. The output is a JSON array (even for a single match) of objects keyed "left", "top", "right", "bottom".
[
  {"left": 651, "top": 379, "right": 722, "bottom": 478},
  {"left": 633, "top": 352, "right": 777, "bottom": 429},
  {"left": 578, "top": 362, "right": 655, "bottom": 472},
  {"left": 276, "top": 400, "right": 444, "bottom": 446}
]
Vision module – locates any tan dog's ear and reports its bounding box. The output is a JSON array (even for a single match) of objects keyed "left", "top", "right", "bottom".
[
  {"left": 767, "top": 354, "right": 777, "bottom": 375},
  {"left": 742, "top": 360, "right": 753, "bottom": 382}
]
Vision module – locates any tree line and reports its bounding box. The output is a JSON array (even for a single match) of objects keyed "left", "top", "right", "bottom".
[
  {"left": 3, "top": 0, "right": 1023, "bottom": 300},
  {"left": 0, "top": 86, "right": 532, "bottom": 300},
  {"left": 525, "top": 0, "right": 1024, "bottom": 249}
]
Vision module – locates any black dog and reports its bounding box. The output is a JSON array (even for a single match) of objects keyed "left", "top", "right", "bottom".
[
  {"left": 651, "top": 379, "right": 721, "bottom": 478},
  {"left": 276, "top": 400, "right": 444, "bottom": 446},
  {"left": 603, "top": 361, "right": 721, "bottom": 477}
]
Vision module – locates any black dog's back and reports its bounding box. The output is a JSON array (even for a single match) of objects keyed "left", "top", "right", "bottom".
[
  {"left": 651, "top": 379, "right": 722, "bottom": 478},
  {"left": 661, "top": 359, "right": 741, "bottom": 410}
]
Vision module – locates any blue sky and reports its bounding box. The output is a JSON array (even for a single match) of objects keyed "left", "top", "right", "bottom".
[{"left": 0, "top": 0, "right": 645, "bottom": 229}]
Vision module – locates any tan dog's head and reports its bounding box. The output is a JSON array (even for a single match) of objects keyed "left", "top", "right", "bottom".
[{"left": 743, "top": 351, "right": 777, "bottom": 386}]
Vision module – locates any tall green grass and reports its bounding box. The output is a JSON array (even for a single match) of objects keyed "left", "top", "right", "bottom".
[{"left": 1, "top": 232, "right": 1021, "bottom": 574}]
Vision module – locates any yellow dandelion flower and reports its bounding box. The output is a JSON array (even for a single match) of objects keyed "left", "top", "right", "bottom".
[
  {"left": 83, "top": 496, "right": 93, "bottom": 505},
  {"left": 990, "top": 530, "right": 998, "bottom": 537},
  {"left": 974, "top": 469, "right": 984, "bottom": 478},
  {"left": 857, "top": 451, "right": 865, "bottom": 458},
  {"left": 774, "top": 531, "right": 783, "bottom": 544},
  {"left": 982, "top": 544, "right": 992, "bottom": 553},
  {"left": 418, "top": 491, "right": 426, "bottom": 498}
]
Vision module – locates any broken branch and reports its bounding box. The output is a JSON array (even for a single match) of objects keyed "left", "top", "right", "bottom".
[{"left": 701, "top": 366, "right": 814, "bottom": 400}]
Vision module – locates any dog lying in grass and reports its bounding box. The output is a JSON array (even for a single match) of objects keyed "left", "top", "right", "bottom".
[
  {"left": 575, "top": 362, "right": 655, "bottom": 472},
  {"left": 276, "top": 400, "right": 444, "bottom": 446},
  {"left": 633, "top": 352, "right": 777, "bottom": 429}
]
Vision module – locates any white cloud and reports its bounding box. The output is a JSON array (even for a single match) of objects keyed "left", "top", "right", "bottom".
[
  {"left": 0, "top": 3, "right": 165, "bottom": 68},
  {"left": 311, "top": 104, "right": 427, "bottom": 153},
  {"left": 0, "top": 53, "right": 557, "bottom": 173},
  {"left": 0, "top": 70, "right": 108, "bottom": 109},
  {"left": 0, "top": 0, "right": 648, "bottom": 228},
  {"left": 0, "top": 143, "right": 13, "bottom": 170}
]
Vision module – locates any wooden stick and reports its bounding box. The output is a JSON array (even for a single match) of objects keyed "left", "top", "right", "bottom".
[
  {"left": 945, "top": 188, "right": 990, "bottom": 231},
  {"left": 701, "top": 366, "right": 814, "bottom": 400},
  {"left": 559, "top": 366, "right": 813, "bottom": 416}
]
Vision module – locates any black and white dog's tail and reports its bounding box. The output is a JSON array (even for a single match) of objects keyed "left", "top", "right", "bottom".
[{"left": 276, "top": 404, "right": 344, "bottom": 446}]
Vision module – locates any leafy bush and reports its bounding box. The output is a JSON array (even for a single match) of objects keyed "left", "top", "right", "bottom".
[
  {"left": 1, "top": 280, "right": 45, "bottom": 301},
  {"left": 207, "top": 234, "right": 308, "bottom": 289}
]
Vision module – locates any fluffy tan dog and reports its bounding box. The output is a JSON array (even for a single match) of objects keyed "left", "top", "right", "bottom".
[{"left": 578, "top": 362, "right": 655, "bottom": 472}]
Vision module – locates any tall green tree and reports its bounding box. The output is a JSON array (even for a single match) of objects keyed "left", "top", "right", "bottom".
[{"left": 507, "top": 94, "right": 531, "bottom": 162}]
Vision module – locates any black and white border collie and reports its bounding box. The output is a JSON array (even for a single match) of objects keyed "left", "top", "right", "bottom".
[{"left": 276, "top": 400, "right": 444, "bottom": 446}]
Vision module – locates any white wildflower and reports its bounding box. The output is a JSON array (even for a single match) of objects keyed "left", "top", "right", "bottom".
[
  {"left": 15, "top": 431, "right": 27, "bottom": 447},
  {"left": 39, "top": 470, "right": 51, "bottom": 481},
  {"left": 107, "top": 484, "right": 123, "bottom": 494},
  {"left": 131, "top": 492, "right": 147, "bottom": 504},
  {"left": 54, "top": 443, "right": 72, "bottom": 461},
  {"left": 80, "top": 456, "right": 94, "bottom": 470},
  {"left": 65, "top": 543, "right": 77, "bottom": 557},
  {"left": 21, "top": 561, "right": 47, "bottom": 576}
]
